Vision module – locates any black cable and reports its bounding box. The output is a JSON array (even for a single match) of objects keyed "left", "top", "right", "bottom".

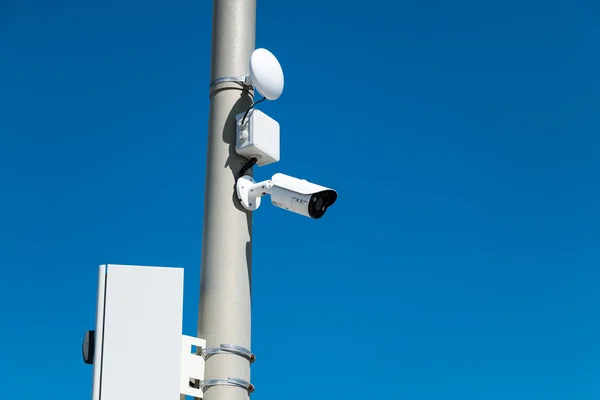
[
  {"left": 241, "top": 96, "right": 267, "bottom": 125},
  {"left": 238, "top": 157, "right": 257, "bottom": 179}
]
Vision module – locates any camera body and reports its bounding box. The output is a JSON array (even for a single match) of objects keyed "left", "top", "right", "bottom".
[
  {"left": 236, "top": 173, "right": 338, "bottom": 219},
  {"left": 269, "top": 173, "right": 337, "bottom": 219}
]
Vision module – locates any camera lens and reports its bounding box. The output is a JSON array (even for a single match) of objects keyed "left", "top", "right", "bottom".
[
  {"left": 315, "top": 197, "right": 324, "bottom": 210},
  {"left": 308, "top": 190, "right": 337, "bottom": 219}
]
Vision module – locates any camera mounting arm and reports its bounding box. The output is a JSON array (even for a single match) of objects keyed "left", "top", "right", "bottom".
[{"left": 236, "top": 175, "right": 273, "bottom": 211}]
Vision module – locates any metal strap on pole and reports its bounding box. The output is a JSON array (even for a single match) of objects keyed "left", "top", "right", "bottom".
[
  {"left": 202, "top": 344, "right": 256, "bottom": 363},
  {"left": 208, "top": 76, "right": 253, "bottom": 99},
  {"left": 199, "top": 378, "right": 255, "bottom": 395}
]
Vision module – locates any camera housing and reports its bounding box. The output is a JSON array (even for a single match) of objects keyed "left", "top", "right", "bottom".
[
  {"left": 236, "top": 173, "right": 337, "bottom": 219},
  {"left": 270, "top": 173, "right": 337, "bottom": 219}
]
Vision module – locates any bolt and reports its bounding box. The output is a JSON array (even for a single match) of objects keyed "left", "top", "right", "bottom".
[{"left": 250, "top": 354, "right": 256, "bottom": 363}]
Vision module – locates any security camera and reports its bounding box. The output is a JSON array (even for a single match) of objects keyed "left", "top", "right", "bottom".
[{"left": 236, "top": 173, "right": 338, "bottom": 219}]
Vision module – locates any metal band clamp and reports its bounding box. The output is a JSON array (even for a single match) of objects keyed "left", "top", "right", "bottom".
[
  {"left": 208, "top": 76, "right": 254, "bottom": 98},
  {"left": 197, "top": 378, "right": 255, "bottom": 394},
  {"left": 209, "top": 76, "right": 252, "bottom": 89},
  {"left": 202, "top": 344, "right": 256, "bottom": 363}
]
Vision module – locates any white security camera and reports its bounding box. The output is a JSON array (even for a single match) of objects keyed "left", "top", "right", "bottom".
[{"left": 236, "top": 173, "right": 338, "bottom": 219}]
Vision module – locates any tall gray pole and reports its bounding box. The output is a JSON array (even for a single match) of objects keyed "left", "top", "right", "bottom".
[{"left": 198, "top": 0, "right": 256, "bottom": 400}]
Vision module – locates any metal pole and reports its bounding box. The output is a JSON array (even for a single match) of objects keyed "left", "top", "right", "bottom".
[{"left": 197, "top": 0, "right": 256, "bottom": 400}]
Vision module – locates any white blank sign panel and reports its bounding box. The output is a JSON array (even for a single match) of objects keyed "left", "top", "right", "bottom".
[{"left": 92, "top": 264, "right": 184, "bottom": 400}]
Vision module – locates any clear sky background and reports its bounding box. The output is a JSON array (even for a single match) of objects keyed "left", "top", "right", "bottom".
[{"left": 1, "top": 0, "right": 599, "bottom": 399}]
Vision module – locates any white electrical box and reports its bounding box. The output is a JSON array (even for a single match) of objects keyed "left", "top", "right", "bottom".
[
  {"left": 86, "top": 264, "right": 185, "bottom": 400},
  {"left": 235, "top": 109, "right": 280, "bottom": 166}
]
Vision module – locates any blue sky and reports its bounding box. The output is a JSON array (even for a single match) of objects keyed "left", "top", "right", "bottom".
[{"left": 1, "top": 0, "right": 599, "bottom": 398}]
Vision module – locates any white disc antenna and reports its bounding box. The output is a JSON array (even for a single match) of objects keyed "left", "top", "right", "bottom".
[{"left": 248, "top": 48, "right": 284, "bottom": 100}]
